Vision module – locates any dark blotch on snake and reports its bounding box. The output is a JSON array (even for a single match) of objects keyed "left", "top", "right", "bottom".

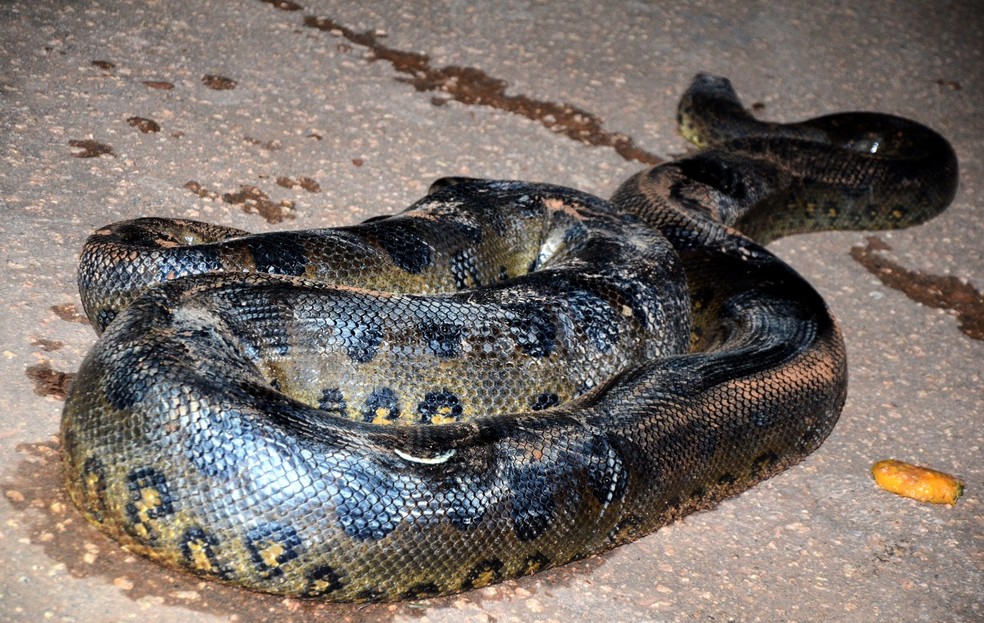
[
  {"left": 361, "top": 387, "right": 401, "bottom": 422},
  {"left": 246, "top": 233, "right": 309, "bottom": 276},
  {"left": 420, "top": 321, "right": 463, "bottom": 358},
  {"left": 507, "top": 460, "right": 555, "bottom": 542},
  {"left": 366, "top": 224, "right": 433, "bottom": 274},
  {"left": 332, "top": 460, "right": 403, "bottom": 541},
  {"left": 504, "top": 302, "right": 557, "bottom": 358},
  {"left": 417, "top": 389, "right": 464, "bottom": 423},
  {"left": 304, "top": 565, "right": 345, "bottom": 596},
  {"left": 318, "top": 387, "right": 347, "bottom": 414},
  {"left": 245, "top": 522, "right": 302, "bottom": 578},
  {"left": 529, "top": 392, "right": 560, "bottom": 411}
]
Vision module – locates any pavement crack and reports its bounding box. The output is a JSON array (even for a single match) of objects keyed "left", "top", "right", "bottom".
[
  {"left": 294, "top": 12, "right": 662, "bottom": 165},
  {"left": 851, "top": 235, "right": 983, "bottom": 340}
]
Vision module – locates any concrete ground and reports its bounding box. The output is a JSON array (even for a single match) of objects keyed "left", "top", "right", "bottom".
[{"left": 1, "top": 1, "right": 981, "bottom": 621}]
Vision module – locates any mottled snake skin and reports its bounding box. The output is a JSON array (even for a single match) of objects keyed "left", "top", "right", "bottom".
[{"left": 61, "top": 74, "right": 958, "bottom": 601}]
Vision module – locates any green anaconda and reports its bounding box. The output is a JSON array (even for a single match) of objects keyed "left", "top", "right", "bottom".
[{"left": 61, "top": 74, "right": 958, "bottom": 601}]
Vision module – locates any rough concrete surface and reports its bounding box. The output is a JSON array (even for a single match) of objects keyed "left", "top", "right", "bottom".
[{"left": 1, "top": 1, "right": 981, "bottom": 622}]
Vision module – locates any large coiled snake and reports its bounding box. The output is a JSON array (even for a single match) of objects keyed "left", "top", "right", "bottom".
[{"left": 62, "top": 74, "right": 958, "bottom": 601}]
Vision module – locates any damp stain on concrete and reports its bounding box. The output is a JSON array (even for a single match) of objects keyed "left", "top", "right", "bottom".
[
  {"left": 201, "top": 74, "right": 238, "bottom": 91},
  {"left": 127, "top": 116, "right": 162, "bottom": 134},
  {"left": 243, "top": 135, "right": 284, "bottom": 151},
  {"left": 69, "top": 139, "right": 114, "bottom": 159},
  {"left": 222, "top": 184, "right": 297, "bottom": 223},
  {"left": 851, "top": 236, "right": 983, "bottom": 340},
  {"left": 184, "top": 180, "right": 221, "bottom": 200},
  {"left": 287, "top": 11, "right": 662, "bottom": 165},
  {"left": 261, "top": 0, "right": 303, "bottom": 10},
  {"left": 142, "top": 80, "right": 175, "bottom": 90},
  {"left": 185, "top": 179, "right": 324, "bottom": 223},
  {"left": 277, "top": 176, "right": 322, "bottom": 193},
  {"left": 50, "top": 303, "right": 89, "bottom": 325},
  {"left": 25, "top": 362, "right": 76, "bottom": 400},
  {"left": 187, "top": 180, "right": 284, "bottom": 221},
  {"left": 31, "top": 337, "right": 65, "bottom": 352}
]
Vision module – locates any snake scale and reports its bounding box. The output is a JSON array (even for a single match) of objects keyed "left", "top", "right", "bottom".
[{"left": 61, "top": 74, "right": 958, "bottom": 601}]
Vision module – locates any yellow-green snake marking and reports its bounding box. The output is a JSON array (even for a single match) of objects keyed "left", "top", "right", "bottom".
[{"left": 62, "top": 74, "right": 958, "bottom": 601}]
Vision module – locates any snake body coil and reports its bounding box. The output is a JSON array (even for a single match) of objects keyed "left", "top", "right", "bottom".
[{"left": 62, "top": 74, "right": 958, "bottom": 601}]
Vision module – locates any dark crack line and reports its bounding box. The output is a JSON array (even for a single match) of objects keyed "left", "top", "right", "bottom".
[
  {"left": 258, "top": 5, "right": 663, "bottom": 165},
  {"left": 851, "top": 236, "right": 983, "bottom": 340}
]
